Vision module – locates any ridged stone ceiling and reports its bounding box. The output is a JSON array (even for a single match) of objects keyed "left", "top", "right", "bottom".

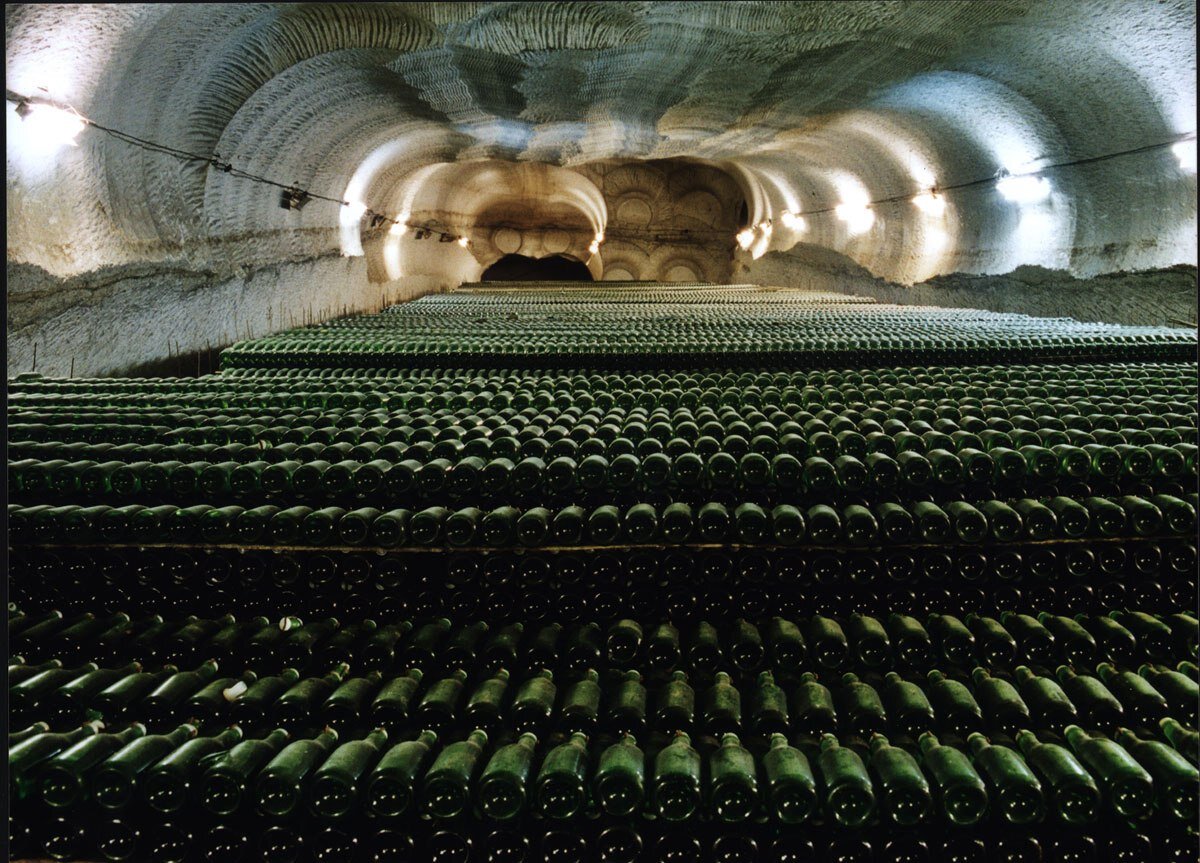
[{"left": 5, "top": 1, "right": 1197, "bottom": 376}]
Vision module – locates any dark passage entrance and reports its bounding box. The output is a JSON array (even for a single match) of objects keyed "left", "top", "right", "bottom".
[{"left": 482, "top": 254, "right": 594, "bottom": 282}]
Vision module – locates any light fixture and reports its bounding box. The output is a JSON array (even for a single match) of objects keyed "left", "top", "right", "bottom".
[
  {"left": 1173, "top": 139, "right": 1197, "bottom": 174},
  {"left": 12, "top": 100, "right": 87, "bottom": 147},
  {"left": 912, "top": 190, "right": 946, "bottom": 216},
  {"left": 368, "top": 213, "right": 387, "bottom": 230},
  {"left": 279, "top": 187, "right": 311, "bottom": 211},
  {"left": 995, "top": 171, "right": 1051, "bottom": 203},
  {"left": 780, "top": 210, "right": 805, "bottom": 231},
  {"left": 835, "top": 201, "right": 874, "bottom": 235},
  {"left": 735, "top": 228, "right": 755, "bottom": 250},
  {"left": 389, "top": 221, "right": 408, "bottom": 236},
  {"left": 457, "top": 236, "right": 470, "bottom": 248},
  {"left": 345, "top": 200, "right": 369, "bottom": 220}
]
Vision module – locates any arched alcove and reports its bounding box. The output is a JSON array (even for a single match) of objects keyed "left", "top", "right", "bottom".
[{"left": 481, "top": 254, "right": 595, "bottom": 282}]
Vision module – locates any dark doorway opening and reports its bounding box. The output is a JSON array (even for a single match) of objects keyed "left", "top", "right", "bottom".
[{"left": 481, "top": 254, "right": 594, "bottom": 282}]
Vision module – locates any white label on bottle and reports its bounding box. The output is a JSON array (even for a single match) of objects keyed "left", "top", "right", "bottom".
[{"left": 223, "top": 681, "right": 249, "bottom": 701}]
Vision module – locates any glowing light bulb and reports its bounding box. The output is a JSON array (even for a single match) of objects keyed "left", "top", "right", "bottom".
[
  {"left": 736, "top": 228, "right": 755, "bottom": 250},
  {"left": 912, "top": 191, "right": 946, "bottom": 216},
  {"left": 15, "top": 101, "right": 86, "bottom": 147},
  {"left": 457, "top": 236, "right": 470, "bottom": 248},
  {"left": 835, "top": 202, "right": 874, "bottom": 235},
  {"left": 389, "top": 221, "right": 407, "bottom": 236},
  {"left": 780, "top": 211, "right": 805, "bottom": 231},
  {"left": 1173, "top": 139, "right": 1196, "bottom": 174},
  {"left": 345, "top": 200, "right": 369, "bottom": 220},
  {"left": 996, "top": 173, "right": 1051, "bottom": 203}
]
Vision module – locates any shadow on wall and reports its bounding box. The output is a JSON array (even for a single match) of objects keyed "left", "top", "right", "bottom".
[
  {"left": 739, "top": 244, "right": 1199, "bottom": 327},
  {"left": 481, "top": 254, "right": 594, "bottom": 282}
]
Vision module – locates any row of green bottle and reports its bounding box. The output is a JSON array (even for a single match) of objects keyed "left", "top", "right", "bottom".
[
  {"left": 10, "top": 719, "right": 1198, "bottom": 826},
  {"left": 215, "top": 288, "right": 1195, "bottom": 367},
  {"left": 8, "top": 493, "right": 1195, "bottom": 550},
  {"left": 12, "top": 658, "right": 1198, "bottom": 741},
  {"left": 15, "top": 607, "right": 1198, "bottom": 677},
  {"left": 14, "top": 806, "right": 1195, "bottom": 863},
  {"left": 11, "top": 359, "right": 1195, "bottom": 410}
]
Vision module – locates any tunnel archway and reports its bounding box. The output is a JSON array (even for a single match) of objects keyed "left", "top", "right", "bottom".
[{"left": 481, "top": 254, "right": 595, "bottom": 282}]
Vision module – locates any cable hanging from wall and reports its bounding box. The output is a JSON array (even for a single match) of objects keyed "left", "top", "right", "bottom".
[{"left": 6, "top": 87, "right": 1196, "bottom": 250}]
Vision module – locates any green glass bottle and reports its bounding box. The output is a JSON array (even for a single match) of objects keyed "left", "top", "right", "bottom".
[
  {"left": 1114, "top": 727, "right": 1199, "bottom": 820},
  {"left": 808, "top": 614, "right": 849, "bottom": 669},
  {"left": 607, "top": 670, "right": 647, "bottom": 733},
  {"left": 51, "top": 661, "right": 142, "bottom": 715},
  {"left": 1062, "top": 725, "right": 1153, "bottom": 818},
  {"left": 536, "top": 731, "right": 590, "bottom": 819},
  {"left": 255, "top": 727, "right": 339, "bottom": 817},
  {"left": 464, "top": 669, "right": 510, "bottom": 730},
  {"left": 11, "top": 661, "right": 100, "bottom": 715},
  {"left": 197, "top": 728, "right": 290, "bottom": 816},
  {"left": 273, "top": 663, "right": 350, "bottom": 723},
  {"left": 702, "top": 671, "right": 742, "bottom": 734},
  {"left": 561, "top": 670, "right": 602, "bottom": 733},
  {"left": 839, "top": 672, "right": 887, "bottom": 735},
  {"left": 230, "top": 667, "right": 300, "bottom": 722},
  {"left": 143, "top": 659, "right": 220, "bottom": 720},
  {"left": 792, "top": 671, "right": 837, "bottom": 735},
  {"left": 1096, "top": 662, "right": 1169, "bottom": 726},
  {"left": 870, "top": 733, "right": 932, "bottom": 826},
  {"left": 605, "top": 619, "right": 643, "bottom": 665},
  {"left": 308, "top": 727, "right": 389, "bottom": 819},
  {"left": 364, "top": 729, "right": 438, "bottom": 820},
  {"left": 1161, "top": 717, "right": 1200, "bottom": 766},
  {"left": 511, "top": 669, "right": 556, "bottom": 731},
  {"left": 817, "top": 733, "right": 875, "bottom": 828},
  {"left": 917, "top": 732, "right": 987, "bottom": 826},
  {"left": 966, "top": 732, "right": 1045, "bottom": 825},
  {"left": 478, "top": 732, "right": 538, "bottom": 821},
  {"left": 416, "top": 670, "right": 471, "bottom": 730},
  {"left": 144, "top": 725, "right": 243, "bottom": 815},
  {"left": 926, "top": 670, "right": 984, "bottom": 735},
  {"left": 1015, "top": 729, "right": 1099, "bottom": 825},
  {"left": 708, "top": 732, "right": 758, "bottom": 822},
  {"left": 762, "top": 733, "right": 817, "bottom": 824},
  {"left": 882, "top": 671, "right": 935, "bottom": 737},
  {"left": 1055, "top": 666, "right": 1124, "bottom": 728},
  {"left": 10, "top": 719, "right": 104, "bottom": 801},
  {"left": 370, "top": 668, "right": 425, "bottom": 727},
  {"left": 93, "top": 664, "right": 179, "bottom": 718},
  {"left": 39, "top": 723, "right": 145, "bottom": 810},
  {"left": 764, "top": 617, "right": 806, "bottom": 670},
  {"left": 422, "top": 728, "right": 489, "bottom": 819},
  {"left": 1013, "top": 665, "right": 1078, "bottom": 726},
  {"left": 972, "top": 668, "right": 1032, "bottom": 733},
  {"left": 653, "top": 731, "right": 702, "bottom": 822},
  {"left": 750, "top": 670, "right": 789, "bottom": 735},
  {"left": 593, "top": 733, "right": 644, "bottom": 817},
  {"left": 92, "top": 723, "right": 198, "bottom": 812},
  {"left": 1138, "top": 664, "right": 1199, "bottom": 723}
]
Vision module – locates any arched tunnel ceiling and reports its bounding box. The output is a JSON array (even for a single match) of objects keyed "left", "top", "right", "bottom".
[{"left": 5, "top": 1, "right": 1197, "bottom": 376}]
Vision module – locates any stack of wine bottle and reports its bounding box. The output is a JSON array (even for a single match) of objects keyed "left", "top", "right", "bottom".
[{"left": 8, "top": 284, "right": 1199, "bottom": 862}]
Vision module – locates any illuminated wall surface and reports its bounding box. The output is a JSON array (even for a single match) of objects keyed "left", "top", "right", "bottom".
[{"left": 5, "top": 1, "right": 1197, "bottom": 376}]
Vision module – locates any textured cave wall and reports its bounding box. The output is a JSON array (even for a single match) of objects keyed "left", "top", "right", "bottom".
[
  {"left": 6, "top": 1, "right": 1197, "bottom": 375},
  {"left": 575, "top": 160, "right": 743, "bottom": 283},
  {"left": 6, "top": 248, "right": 435, "bottom": 378},
  {"left": 740, "top": 245, "right": 1199, "bottom": 328}
]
